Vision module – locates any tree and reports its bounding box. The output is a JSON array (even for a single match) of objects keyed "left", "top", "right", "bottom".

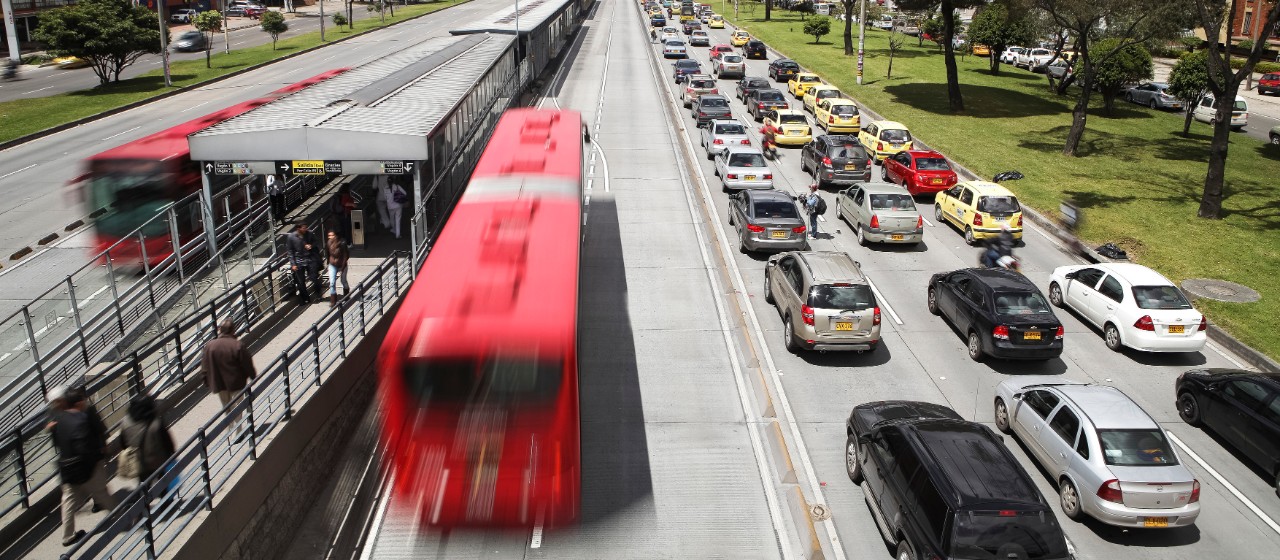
[
  {"left": 805, "top": 15, "right": 832, "bottom": 43},
  {"left": 1091, "top": 39, "right": 1153, "bottom": 115},
  {"left": 261, "top": 11, "right": 288, "bottom": 50},
  {"left": 794, "top": 0, "right": 816, "bottom": 21},
  {"left": 1167, "top": 50, "right": 1209, "bottom": 137},
  {"left": 33, "top": 0, "right": 163, "bottom": 85},
  {"left": 1189, "top": 0, "right": 1280, "bottom": 218},
  {"left": 886, "top": 26, "right": 907, "bottom": 78},
  {"left": 966, "top": 0, "right": 1036, "bottom": 74},
  {"left": 192, "top": 10, "right": 222, "bottom": 69},
  {"left": 766, "top": 0, "right": 773, "bottom": 21},
  {"left": 332, "top": 12, "right": 348, "bottom": 29},
  {"left": 841, "top": 0, "right": 886, "bottom": 56},
  {"left": 900, "top": 8, "right": 933, "bottom": 47},
  {"left": 897, "top": 0, "right": 986, "bottom": 112},
  {"left": 920, "top": 15, "right": 943, "bottom": 51}
]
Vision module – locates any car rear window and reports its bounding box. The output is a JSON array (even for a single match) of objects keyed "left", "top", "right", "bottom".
[
  {"left": 690, "top": 78, "right": 716, "bottom": 88},
  {"left": 993, "top": 292, "right": 1053, "bottom": 315},
  {"left": 1098, "top": 429, "right": 1178, "bottom": 466},
  {"left": 915, "top": 157, "right": 950, "bottom": 171},
  {"left": 728, "top": 153, "right": 767, "bottom": 167},
  {"left": 716, "top": 122, "right": 746, "bottom": 134},
  {"left": 1265, "top": 73, "right": 1280, "bottom": 80},
  {"left": 879, "top": 129, "right": 912, "bottom": 143},
  {"left": 1232, "top": 99, "right": 1247, "bottom": 111},
  {"left": 700, "top": 97, "right": 728, "bottom": 107},
  {"left": 757, "top": 90, "right": 785, "bottom": 101},
  {"left": 977, "top": 196, "right": 1020, "bottom": 214},
  {"left": 1131, "top": 286, "right": 1192, "bottom": 310},
  {"left": 723, "top": 55, "right": 744, "bottom": 63},
  {"left": 752, "top": 200, "right": 800, "bottom": 219},
  {"left": 869, "top": 193, "right": 916, "bottom": 211},
  {"left": 747, "top": 78, "right": 769, "bottom": 87},
  {"left": 828, "top": 104, "right": 858, "bottom": 116},
  {"left": 800, "top": 75, "right": 821, "bottom": 83},
  {"left": 676, "top": 60, "right": 700, "bottom": 68},
  {"left": 777, "top": 114, "right": 807, "bottom": 125},
  {"left": 666, "top": 40, "right": 685, "bottom": 46},
  {"left": 825, "top": 144, "right": 866, "bottom": 159},
  {"left": 779, "top": 62, "right": 800, "bottom": 70},
  {"left": 809, "top": 284, "right": 875, "bottom": 310},
  {"left": 951, "top": 510, "right": 1069, "bottom": 560}
]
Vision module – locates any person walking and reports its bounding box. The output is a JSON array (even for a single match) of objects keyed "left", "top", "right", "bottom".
[
  {"left": 119, "top": 393, "right": 176, "bottom": 487},
  {"left": 265, "top": 174, "right": 286, "bottom": 221},
  {"left": 382, "top": 179, "right": 407, "bottom": 239},
  {"left": 201, "top": 319, "right": 258, "bottom": 435},
  {"left": 329, "top": 185, "right": 356, "bottom": 244},
  {"left": 326, "top": 230, "right": 350, "bottom": 307},
  {"left": 803, "top": 183, "right": 823, "bottom": 239},
  {"left": 50, "top": 385, "right": 117, "bottom": 546},
  {"left": 373, "top": 175, "right": 392, "bottom": 231},
  {"left": 286, "top": 221, "right": 321, "bottom": 304}
]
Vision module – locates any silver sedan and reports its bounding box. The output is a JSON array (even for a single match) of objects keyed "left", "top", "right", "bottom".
[
  {"left": 835, "top": 182, "right": 923, "bottom": 246},
  {"left": 714, "top": 146, "right": 774, "bottom": 191},
  {"left": 727, "top": 189, "right": 809, "bottom": 253},
  {"left": 1124, "top": 82, "right": 1183, "bottom": 110},
  {"left": 700, "top": 119, "right": 752, "bottom": 160}
]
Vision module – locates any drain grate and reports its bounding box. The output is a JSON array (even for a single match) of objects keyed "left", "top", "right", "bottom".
[{"left": 1181, "top": 279, "right": 1261, "bottom": 303}]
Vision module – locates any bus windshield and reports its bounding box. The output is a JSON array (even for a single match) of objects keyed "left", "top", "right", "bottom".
[
  {"left": 87, "top": 159, "right": 174, "bottom": 237},
  {"left": 403, "top": 355, "right": 563, "bottom": 407}
]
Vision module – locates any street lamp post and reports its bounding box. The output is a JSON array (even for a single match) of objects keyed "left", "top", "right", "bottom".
[
  {"left": 514, "top": 0, "right": 521, "bottom": 85},
  {"left": 856, "top": 0, "right": 865, "bottom": 85},
  {"left": 222, "top": 2, "right": 230, "bottom": 54},
  {"left": 157, "top": 1, "right": 172, "bottom": 86},
  {"left": 320, "top": 0, "right": 327, "bottom": 41}
]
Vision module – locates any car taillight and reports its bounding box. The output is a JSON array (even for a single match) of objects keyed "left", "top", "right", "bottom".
[
  {"left": 1198, "top": 316, "right": 1208, "bottom": 331},
  {"left": 1134, "top": 315, "right": 1155, "bottom": 331},
  {"left": 758, "top": 102, "right": 765, "bottom": 109},
  {"left": 710, "top": 89, "right": 718, "bottom": 94},
  {"left": 993, "top": 325, "right": 1009, "bottom": 340},
  {"left": 801, "top": 305, "right": 815, "bottom": 325},
  {"left": 740, "top": 139, "right": 751, "bottom": 145},
  {"left": 1097, "top": 480, "right": 1124, "bottom": 504},
  {"left": 916, "top": 216, "right": 924, "bottom": 230},
  {"left": 1017, "top": 215, "right": 1023, "bottom": 227},
  {"left": 699, "top": 112, "right": 707, "bottom": 117},
  {"left": 822, "top": 156, "right": 832, "bottom": 166},
  {"left": 873, "top": 307, "right": 882, "bottom": 325},
  {"left": 763, "top": 174, "right": 773, "bottom": 179},
  {"left": 877, "top": 141, "right": 884, "bottom": 151},
  {"left": 869, "top": 214, "right": 880, "bottom": 229},
  {"left": 829, "top": 116, "right": 836, "bottom": 123},
  {"left": 727, "top": 174, "right": 738, "bottom": 179},
  {"left": 1055, "top": 326, "right": 1065, "bottom": 340},
  {"left": 973, "top": 213, "right": 983, "bottom": 226},
  {"left": 1190, "top": 480, "right": 1200, "bottom": 503},
  {"left": 746, "top": 224, "right": 765, "bottom": 232},
  {"left": 792, "top": 225, "right": 807, "bottom": 234},
  {"left": 713, "top": 139, "right": 724, "bottom": 144}
]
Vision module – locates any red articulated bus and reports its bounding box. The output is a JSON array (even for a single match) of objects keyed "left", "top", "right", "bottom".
[
  {"left": 78, "top": 69, "right": 349, "bottom": 268},
  {"left": 377, "top": 109, "right": 585, "bottom": 529}
]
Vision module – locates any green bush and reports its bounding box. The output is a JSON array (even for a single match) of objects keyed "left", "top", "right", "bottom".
[
  {"left": 21, "top": 53, "right": 54, "bottom": 65},
  {"left": 332, "top": 12, "right": 348, "bottom": 26},
  {"left": 1228, "top": 58, "right": 1280, "bottom": 74}
]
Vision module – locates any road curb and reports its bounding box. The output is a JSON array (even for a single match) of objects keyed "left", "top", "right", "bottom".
[{"left": 0, "top": 0, "right": 474, "bottom": 153}]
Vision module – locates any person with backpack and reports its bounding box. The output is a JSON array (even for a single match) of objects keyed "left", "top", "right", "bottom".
[
  {"left": 49, "top": 385, "right": 118, "bottom": 546},
  {"left": 119, "top": 393, "right": 177, "bottom": 487},
  {"left": 803, "top": 183, "right": 825, "bottom": 239},
  {"left": 382, "top": 179, "right": 407, "bottom": 239}
]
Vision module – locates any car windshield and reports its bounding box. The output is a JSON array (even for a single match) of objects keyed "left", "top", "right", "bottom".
[
  {"left": 826, "top": 144, "right": 865, "bottom": 159},
  {"left": 829, "top": 104, "right": 857, "bottom": 116},
  {"left": 753, "top": 200, "right": 800, "bottom": 219},
  {"left": 700, "top": 97, "right": 728, "bottom": 107},
  {"left": 809, "top": 284, "right": 875, "bottom": 310},
  {"left": 1232, "top": 100, "right": 1247, "bottom": 111},
  {"left": 1131, "top": 286, "right": 1193, "bottom": 310},
  {"left": 179, "top": 31, "right": 203, "bottom": 40},
  {"left": 951, "top": 510, "right": 1069, "bottom": 560},
  {"left": 993, "top": 292, "right": 1053, "bottom": 315},
  {"left": 1098, "top": 429, "right": 1178, "bottom": 466},
  {"left": 690, "top": 78, "right": 715, "bottom": 88},
  {"left": 879, "top": 129, "right": 911, "bottom": 143},
  {"left": 757, "top": 90, "right": 785, "bottom": 101},
  {"left": 916, "top": 157, "right": 950, "bottom": 171},
  {"left": 728, "top": 153, "right": 767, "bottom": 167},
  {"left": 869, "top": 194, "right": 916, "bottom": 211},
  {"left": 402, "top": 356, "right": 562, "bottom": 406},
  {"left": 716, "top": 123, "right": 746, "bottom": 134},
  {"left": 778, "top": 114, "right": 807, "bottom": 125},
  {"left": 723, "top": 55, "right": 743, "bottom": 63},
  {"left": 977, "top": 196, "right": 1020, "bottom": 214}
]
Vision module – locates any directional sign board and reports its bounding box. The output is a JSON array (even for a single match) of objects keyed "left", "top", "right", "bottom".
[
  {"left": 337, "top": 161, "right": 420, "bottom": 175},
  {"left": 202, "top": 161, "right": 276, "bottom": 175},
  {"left": 277, "top": 160, "right": 343, "bottom": 176}
]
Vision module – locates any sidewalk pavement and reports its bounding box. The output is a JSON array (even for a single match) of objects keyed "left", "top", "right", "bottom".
[{"left": 1153, "top": 57, "right": 1280, "bottom": 120}]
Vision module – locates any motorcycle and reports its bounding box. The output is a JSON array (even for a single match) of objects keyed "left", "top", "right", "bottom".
[
  {"left": 978, "top": 250, "right": 1021, "bottom": 272},
  {"left": 761, "top": 133, "right": 779, "bottom": 160},
  {"left": 2, "top": 60, "right": 18, "bottom": 82}
]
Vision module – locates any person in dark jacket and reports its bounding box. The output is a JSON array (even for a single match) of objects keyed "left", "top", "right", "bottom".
[
  {"left": 201, "top": 319, "right": 257, "bottom": 433},
  {"left": 286, "top": 221, "right": 321, "bottom": 304},
  {"left": 329, "top": 185, "right": 355, "bottom": 244},
  {"left": 50, "top": 385, "right": 118, "bottom": 546},
  {"left": 120, "top": 393, "right": 176, "bottom": 485},
  {"left": 326, "top": 230, "right": 350, "bottom": 307}
]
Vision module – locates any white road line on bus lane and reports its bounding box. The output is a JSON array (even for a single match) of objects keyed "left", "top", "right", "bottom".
[
  {"left": 865, "top": 278, "right": 904, "bottom": 326},
  {"left": 356, "top": 469, "right": 394, "bottom": 560},
  {"left": 0, "top": 164, "right": 37, "bottom": 181},
  {"left": 1167, "top": 431, "right": 1280, "bottom": 537},
  {"left": 101, "top": 126, "right": 142, "bottom": 141}
]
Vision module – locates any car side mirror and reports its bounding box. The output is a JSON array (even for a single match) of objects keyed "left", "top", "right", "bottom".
[
  {"left": 857, "top": 433, "right": 872, "bottom": 445},
  {"left": 1012, "top": 392, "right": 1023, "bottom": 400},
  {"left": 1063, "top": 271, "right": 1076, "bottom": 280}
]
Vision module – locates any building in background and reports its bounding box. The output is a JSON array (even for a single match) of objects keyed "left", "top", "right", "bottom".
[{"left": 1231, "top": 0, "right": 1280, "bottom": 47}]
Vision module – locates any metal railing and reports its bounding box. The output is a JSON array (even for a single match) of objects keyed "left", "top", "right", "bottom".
[{"left": 64, "top": 251, "right": 414, "bottom": 559}]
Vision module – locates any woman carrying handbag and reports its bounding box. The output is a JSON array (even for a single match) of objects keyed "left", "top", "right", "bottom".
[{"left": 119, "top": 394, "right": 176, "bottom": 489}]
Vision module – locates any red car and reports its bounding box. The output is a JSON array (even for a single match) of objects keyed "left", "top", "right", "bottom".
[
  {"left": 1259, "top": 73, "right": 1280, "bottom": 96},
  {"left": 243, "top": 6, "right": 265, "bottom": 18},
  {"left": 709, "top": 44, "right": 734, "bottom": 60},
  {"left": 882, "top": 150, "right": 958, "bottom": 195}
]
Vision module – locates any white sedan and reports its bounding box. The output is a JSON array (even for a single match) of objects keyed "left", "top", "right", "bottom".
[
  {"left": 660, "top": 27, "right": 680, "bottom": 43},
  {"left": 700, "top": 119, "right": 752, "bottom": 160},
  {"left": 714, "top": 146, "right": 774, "bottom": 191},
  {"left": 663, "top": 39, "right": 688, "bottom": 59},
  {"left": 1048, "top": 263, "right": 1207, "bottom": 353}
]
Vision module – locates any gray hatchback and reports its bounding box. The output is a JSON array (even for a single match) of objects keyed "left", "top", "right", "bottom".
[
  {"left": 765, "top": 251, "right": 881, "bottom": 353},
  {"left": 728, "top": 190, "right": 809, "bottom": 253},
  {"left": 692, "top": 94, "right": 733, "bottom": 127}
]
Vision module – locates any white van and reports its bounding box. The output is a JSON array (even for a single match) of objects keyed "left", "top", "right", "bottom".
[
  {"left": 1192, "top": 93, "right": 1248, "bottom": 130},
  {"left": 814, "top": 2, "right": 832, "bottom": 15}
]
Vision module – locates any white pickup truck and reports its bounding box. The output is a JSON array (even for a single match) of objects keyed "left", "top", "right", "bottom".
[{"left": 1015, "top": 48, "right": 1054, "bottom": 71}]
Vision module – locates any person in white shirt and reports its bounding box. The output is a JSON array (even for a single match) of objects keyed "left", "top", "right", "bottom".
[
  {"left": 382, "top": 180, "right": 406, "bottom": 239},
  {"left": 372, "top": 175, "right": 392, "bottom": 230}
]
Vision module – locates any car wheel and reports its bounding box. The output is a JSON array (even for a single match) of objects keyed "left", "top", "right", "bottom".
[
  {"left": 927, "top": 287, "right": 940, "bottom": 316},
  {"left": 881, "top": 166, "right": 889, "bottom": 181},
  {"left": 896, "top": 539, "right": 915, "bottom": 560},
  {"left": 1104, "top": 323, "right": 1123, "bottom": 351},
  {"left": 1149, "top": 99, "right": 1158, "bottom": 110},
  {"left": 1274, "top": 471, "right": 1280, "bottom": 500},
  {"left": 1059, "top": 478, "right": 1084, "bottom": 521},
  {"left": 934, "top": 204, "right": 944, "bottom": 223},
  {"left": 845, "top": 434, "right": 864, "bottom": 483},
  {"left": 1271, "top": 134, "right": 1279, "bottom": 145},
  {"left": 1048, "top": 282, "right": 1064, "bottom": 307},
  {"left": 707, "top": 150, "right": 715, "bottom": 161},
  {"left": 784, "top": 316, "right": 800, "bottom": 353},
  {"left": 967, "top": 331, "right": 984, "bottom": 362},
  {"left": 1177, "top": 391, "right": 1202, "bottom": 425},
  {"left": 714, "top": 168, "right": 720, "bottom": 177},
  {"left": 836, "top": 204, "right": 846, "bottom": 224},
  {"left": 800, "top": 156, "right": 808, "bottom": 173},
  {"left": 728, "top": 211, "right": 735, "bottom": 225},
  {"left": 1125, "top": 93, "right": 1133, "bottom": 103},
  {"left": 994, "top": 398, "right": 1011, "bottom": 433},
  {"left": 964, "top": 226, "right": 977, "bottom": 246},
  {"left": 856, "top": 224, "right": 869, "bottom": 246},
  {"left": 764, "top": 275, "right": 775, "bottom": 304}
]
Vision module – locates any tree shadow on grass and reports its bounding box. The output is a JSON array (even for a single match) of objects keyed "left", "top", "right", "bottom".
[
  {"left": 964, "top": 67, "right": 1043, "bottom": 82},
  {"left": 1017, "top": 126, "right": 1207, "bottom": 163},
  {"left": 71, "top": 75, "right": 198, "bottom": 96},
  {"left": 1126, "top": 167, "right": 1280, "bottom": 231},
  {"left": 883, "top": 83, "right": 1065, "bottom": 118},
  {"left": 1255, "top": 143, "right": 1280, "bottom": 162},
  {"left": 864, "top": 47, "right": 932, "bottom": 59}
]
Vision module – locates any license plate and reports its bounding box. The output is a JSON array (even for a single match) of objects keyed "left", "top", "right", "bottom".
[
  {"left": 771, "top": 231, "right": 787, "bottom": 239},
  {"left": 931, "top": 178, "right": 944, "bottom": 185},
  {"left": 1023, "top": 331, "right": 1042, "bottom": 341},
  {"left": 834, "top": 322, "right": 853, "bottom": 331},
  {"left": 845, "top": 164, "right": 857, "bottom": 170},
  {"left": 891, "top": 234, "right": 903, "bottom": 241},
  {"left": 1143, "top": 517, "right": 1169, "bottom": 528},
  {"left": 745, "top": 175, "right": 757, "bottom": 180},
  {"left": 1168, "top": 325, "right": 1185, "bottom": 334}
]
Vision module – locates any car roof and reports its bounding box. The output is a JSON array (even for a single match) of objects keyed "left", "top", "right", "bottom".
[
  {"left": 823, "top": 98, "right": 856, "bottom": 106},
  {"left": 809, "top": 84, "right": 840, "bottom": 91},
  {"left": 956, "top": 180, "right": 1013, "bottom": 196},
  {"left": 818, "top": 134, "right": 859, "bottom": 145},
  {"left": 965, "top": 267, "right": 1037, "bottom": 290},
  {"left": 857, "top": 182, "right": 912, "bottom": 195},
  {"left": 773, "top": 108, "right": 804, "bottom": 116},
  {"left": 675, "top": 59, "right": 700, "bottom": 66},
  {"left": 1052, "top": 385, "right": 1157, "bottom": 430},
  {"left": 795, "top": 72, "right": 819, "bottom": 77},
  {"left": 796, "top": 251, "right": 863, "bottom": 282},
  {"left": 1185, "top": 368, "right": 1280, "bottom": 388},
  {"left": 745, "top": 189, "right": 796, "bottom": 203},
  {"left": 1091, "top": 263, "right": 1172, "bottom": 286},
  {"left": 871, "top": 120, "right": 909, "bottom": 130},
  {"left": 852, "top": 400, "right": 963, "bottom": 429},
  {"left": 908, "top": 420, "right": 1047, "bottom": 508},
  {"left": 725, "top": 145, "right": 763, "bottom": 154},
  {"left": 905, "top": 150, "right": 945, "bottom": 158},
  {"left": 709, "top": 119, "right": 745, "bottom": 127}
]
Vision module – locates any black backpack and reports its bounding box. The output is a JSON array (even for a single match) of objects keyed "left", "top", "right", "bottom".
[{"left": 813, "top": 196, "right": 828, "bottom": 216}]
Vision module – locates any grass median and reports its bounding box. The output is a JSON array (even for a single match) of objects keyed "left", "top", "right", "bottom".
[
  {"left": 0, "top": 0, "right": 468, "bottom": 145},
  {"left": 723, "top": 11, "right": 1280, "bottom": 361}
]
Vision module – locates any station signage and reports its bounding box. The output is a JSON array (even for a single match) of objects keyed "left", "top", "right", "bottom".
[
  {"left": 203, "top": 161, "right": 275, "bottom": 175},
  {"left": 278, "top": 160, "right": 343, "bottom": 176}
]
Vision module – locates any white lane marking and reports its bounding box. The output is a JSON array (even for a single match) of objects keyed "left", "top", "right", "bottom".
[
  {"left": 100, "top": 126, "right": 141, "bottom": 141},
  {"left": 324, "top": 439, "right": 385, "bottom": 560},
  {"left": 23, "top": 86, "right": 55, "bottom": 94},
  {"left": 356, "top": 469, "right": 394, "bottom": 560},
  {"left": 592, "top": 140, "right": 611, "bottom": 193},
  {"left": 0, "top": 164, "right": 37, "bottom": 181},
  {"left": 1167, "top": 431, "right": 1280, "bottom": 537},
  {"left": 865, "top": 278, "right": 904, "bottom": 326},
  {"left": 0, "top": 353, "right": 10, "bottom": 363},
  {"left": 920, "top": 215, "right": 934, "bottom": 227},
  {"left": 529, "top": 523, "right": 544, "bottom": 549},
  {"left": 180, "top": 100, "right": 213, "bottom": 113}
]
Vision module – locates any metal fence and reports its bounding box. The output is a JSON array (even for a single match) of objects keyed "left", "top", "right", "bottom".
[{"left": 63, "top": 251, "right": 413, "bottom": 559}]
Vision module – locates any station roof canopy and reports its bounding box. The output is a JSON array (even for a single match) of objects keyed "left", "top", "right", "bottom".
[
  {"left": 188, "top": 33, "right": 513, "bottom": 163},
  {"left": 449, "top": 0, "right": 574, "bottom": 36}
]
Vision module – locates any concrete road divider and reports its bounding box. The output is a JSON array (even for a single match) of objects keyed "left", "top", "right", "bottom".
[
  {"left": 65, "top": 219, "right": 84, "bottom": 231},
  {"left": 9, "top": 246, "right": 33, "bottom": 260},
  {"left": 37, "top": 233, "right": 58, "bottom": 245}
]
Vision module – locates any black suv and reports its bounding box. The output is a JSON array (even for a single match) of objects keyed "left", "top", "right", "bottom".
[
  {"left": 672, "top": 59, "right": 703, "bottom": 83},
  {"left": 927, "top": 268, "right": 1064, "bottom": 361},
  {"left": 768, "top": 58, "right": 801, "bottom": 82},
  {"left": 847, "top": 401, "right": 1072, "bottom": 560},
  {"left": 744, "top": 39, "right": 768, "bottom": 60},
  {"left": 748, "top": 88, "right": 789, "bottom": 121},
  {"left": 735, "top": 76, "right": 771, "bottom": 102},
  {"left": 801, "top": 135, "right": 871, "bottom": 186}
]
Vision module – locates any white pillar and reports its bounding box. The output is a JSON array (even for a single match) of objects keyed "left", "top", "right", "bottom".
[{"left": 2, "top": 0, "right": 20, "bottom": 62}]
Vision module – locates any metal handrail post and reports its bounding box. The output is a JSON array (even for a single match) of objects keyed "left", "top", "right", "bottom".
[
  {"left": 173, "top": 329, "right": 184, "bottom": 383},
  {"left": 338, "top": 306, "right": 347, "bottom": 359},
  {"left": 104, "top": 252, "right": 127, "bottom": 340},
  {"left": 281, "top": 351, "right": 293, "bottom": 421},
  {"left": 141, "top": 478, "right": 158, "bottom": 559},
  {"left": 197, "top": 427, "right": 214, "bottom": 509},
  {"left": 138, "top": 229, "right": 151, "bottom": 277},
  {"left": 66, "top": 278, "right": 91, "bottom": 369},
  {"left": 20, "top": 306, "right": 47, "bottom": 397},
  {"left": 311, "top": 326, "right": 322, "bottom": 388},
  {"left": 13, "top": 428, "right": 30, "bottom": 509},
  {"left": 130, "top": 351, "right": 144, "bottom": 395},
  {"left": 244, "top": 387, "right": 258, "bottom": 461},
  {"left": 168, "top": 208, "right": 186, "bottom": 283}
]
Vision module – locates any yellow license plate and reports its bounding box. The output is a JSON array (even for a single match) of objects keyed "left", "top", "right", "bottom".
[
  {"left": 1023, "top": 331, "right": 1042, "bottom": 341},
  {"left": 931, "top": 178, "right": 944, "bottom": 184},
  {"left": 845, "top": 164, "right": 857, "bottom": 170},
  {"left": 745, "top": 175, "right": 756, "bottom": 180},
  {"left": 771, "top": 231, "right": 787, "bottom": 239},
  {"left": 834, "top": 322, "right": 853, "bottom": 331},
  {"left": 1169, "top": 325, "right": 1185, "bottom": 334},
  {"left": 891, "top": 234, "right": 904, "bottom": 240},
  {"left": 1143, "top": 517, "right": 1169, "bottom": 528}
]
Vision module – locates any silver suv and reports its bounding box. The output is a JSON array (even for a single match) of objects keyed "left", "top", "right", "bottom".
[{"left": 765, "top": 252, "right": 881, "bottom": 353}]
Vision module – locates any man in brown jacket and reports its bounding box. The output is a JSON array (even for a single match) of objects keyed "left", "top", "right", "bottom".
[{"left": 201, "top": 320, "right": 257, "bottom": 435}]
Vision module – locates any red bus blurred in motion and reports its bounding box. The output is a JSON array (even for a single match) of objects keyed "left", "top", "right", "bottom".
[
  {"left": 377, "top": 109, "right": 586, "bottom": 529},
  {"left": 76, "top": 69, "right": 348, "bottom": 268}
]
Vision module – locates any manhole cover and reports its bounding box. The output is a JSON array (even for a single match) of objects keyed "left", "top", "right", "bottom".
[{"left": 1181, "top": 279, "right": 1261, "bottom": 303}]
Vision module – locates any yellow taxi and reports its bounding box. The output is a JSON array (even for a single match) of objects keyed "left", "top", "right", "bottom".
[
  {"left": 815, "top": 98, "right": 860, "bottom": 133},
  {"left": 53, "top": 56, "right": 89, "bottom": 69},
  {"left": 709, "top": 14, "right": 725, "bottom": 28},
  {"left": 857, "top": 120, "right": 913, "bottom": 161},
  {"left": 802, "top": 84, "right": 841, "bottom": 113},
  {"left": 731, "top": 30, "right": 751, "bottom": 46},
  {"left": 787, "top": 73, "right": 823, "bottom": 98},
  {"left": 971, "top": 44, "right": 991, "bottom": 56},
  {"left": 933, "top": 181, "right": 1024, "bottom": 245},
  {"left": 764, "top": 109, "right": 813, "bottom": 146}
]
